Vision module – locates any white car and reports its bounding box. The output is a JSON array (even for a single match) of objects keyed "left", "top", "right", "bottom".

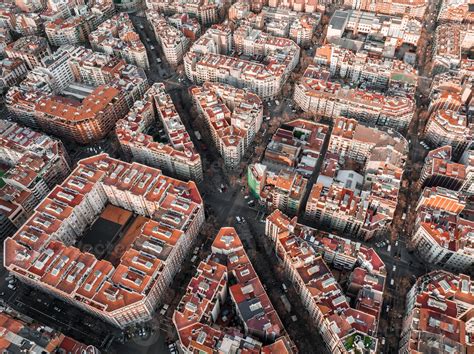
[{"left": 150, "top": 45, "right": 155, "bottom": 50}]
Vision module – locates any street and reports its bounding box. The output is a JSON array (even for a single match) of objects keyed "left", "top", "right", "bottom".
[{"left": 0, "top": 1, "right": 452, "bottom": 352}]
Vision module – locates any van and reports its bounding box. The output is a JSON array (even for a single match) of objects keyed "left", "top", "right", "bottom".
[{"left": 236, "top": 216, "right": 242, "bottom": 223}]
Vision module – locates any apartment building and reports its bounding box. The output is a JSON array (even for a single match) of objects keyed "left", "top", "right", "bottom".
[
  {"left": 45, "top": 15, "right": 92, "bottom": 46},
  {"left": 400, "top": 271, "right": 474, "bottom": 353},
  {"left": 328, "top": 117, "right": 408, "bottom": 164},
  {"left": 146, "top": 11, "right": 191, "bottom": 66},
  {"left": 305, "top": 117, "right": 407, "bottom": 240},
  {"left": 419, "top": 145, "right": 466, "bottom": 190},
  {"left": 344, "top": 0, "right": 428, "bottom": 19},
  {"left": 145, "top": 0, "right": 222, "bottom": 25},
  {"left": 294, "top": 66, "right": 415, "bottom": 130},
  {"left": 315, "top": 44, "right": 418, "bottom": 95},
  {"left": 229, "top": 2, "right": 251, "bottom": 21},
  {"left": 424, "top": 109, "right": 472, "bottom": 157},
  {"left": 327, "top": 10, "right": 421, "bottom": 46},
  {"left": 6, "top": 46, "right": 149, "bottom": 144},
  {"left": 4, "top": 154, "right": 205, "bottom": 328},
  {"left": 0, "top": 58, "right": 28, "bottom": 94},
  {"left": 13, "top": 13, "right": 44, "bottom": 36},
  {"left": 263, "top": 119, "right": 328, "bottom": 178},
  {"left": 89, "top": 13, "right": 149, "bottom": 69},
  {"left": 432, "top": 24, "right": 464, "bottom": 75},
  {"left": 116, "top": 83, "right": 203, "bottom": 182},
  {"left": 0, "top": 27, "right": 13, "bottom": 57},
  {"left": 266, "top": 0, "right": 319, "bottom": 12},
  {"left": 438, "top": 0, "right": 474, "bottom": 23},
  {"left": 411, "top": 187, "right": 474, "bottom": 272},
  {"left": 246, "top": 119, "right": 328, "bottom": 215},
  {"left": 185, "top": 24, "right": 300, "bottom": 100},
  {"left": 15, "top": 0, "right": 45, "bottom": 13},
  {"left": 248, "top": 166, "right": 308, "bottom": 216},
  {"left": 265, "top": 210, "right": 385, "bottom": 353},
  {"left": 256, "top": 7, "right": 320, "bottom": 48},
  {"left": 191, "top": 81, "right": 263, "bottom": 169},
  {"left": 0, "top": 310, "right": 99, "bottom": 353},
  {"left": 167, "top": 13, "right": 201, "bottom": 41},
  {"left": 0, "top": 120, "right": 70, "bottom": 240},
  {"left": 460, "top": 149, "right": 474, "bottom": 195},
  {"left": 5, "top": 36, "right": 52, "bottom": 70},
  {"left": 0, "top": 2, "right": 17, "bottom": 29},
  {"left": 173, "top": 227, "right": 295, "bottom": 353}
]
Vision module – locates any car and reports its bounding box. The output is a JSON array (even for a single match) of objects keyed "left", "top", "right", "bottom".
[
  {"left": 236, "top": 216, "right": 242, "bottom": 223},
  {"left": 265, "top": 116, "right": 271, "bottom": 121},
  {"left": 150, "top": 45, "right": 155, "bottom": 50},
  {"left": 267, "top": 102, "right": 271, "bottom": 107},
  {"left": 7, "top": 284, "right": 15, "bottom": 290},
  {"left": 392, "top": 265, "right": 397, "bottom": 272},
  {"left": 395, "top": 240, "right": 399, "bottom": 247},
  {"left": 248, "top": 200, "right": 255, "bottom": 207},
  {"left": 156, "top": 58, "right": 162, "bottom": 63},
  {"left": 169, "top": 343, "right": 179, "bottom": 354},
  {"left": 244, "top": 195, "right": 249, "bottom": 199},
  {"left": 191, "top": 255, "right": 198, "bottom": 263},
  {"left": 54, "top": 307, "right": 61, "bottom": 312},
  {"left": 139, "top": 25, "right": 144, "bottom": 29},
  {"left": 160, "top": 304, "right": 170, "bottom": 315},
  {"left": 390, "top": 279, "right": 395, "bottom": 286},
  {"left": 275, "top": 100, "right": 280, "bottom": 106},
  {"left": 291, "top": 109, "right": 297, "bottom": 113},
  {"left": 282, "top": 283, "right": 288, "bottom": 292}
]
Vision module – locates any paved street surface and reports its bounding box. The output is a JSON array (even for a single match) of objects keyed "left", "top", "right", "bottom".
[{"left": 0, "top": 1, "right": 450, "bottom": 352}]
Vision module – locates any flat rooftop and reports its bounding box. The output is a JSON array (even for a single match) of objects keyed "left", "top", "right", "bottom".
[
  {"left": 108, "top": 215, "right": 149, "bottom": 267},
  {"left": 78, "top": 205, "right": 132, "bottom": 259}
]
